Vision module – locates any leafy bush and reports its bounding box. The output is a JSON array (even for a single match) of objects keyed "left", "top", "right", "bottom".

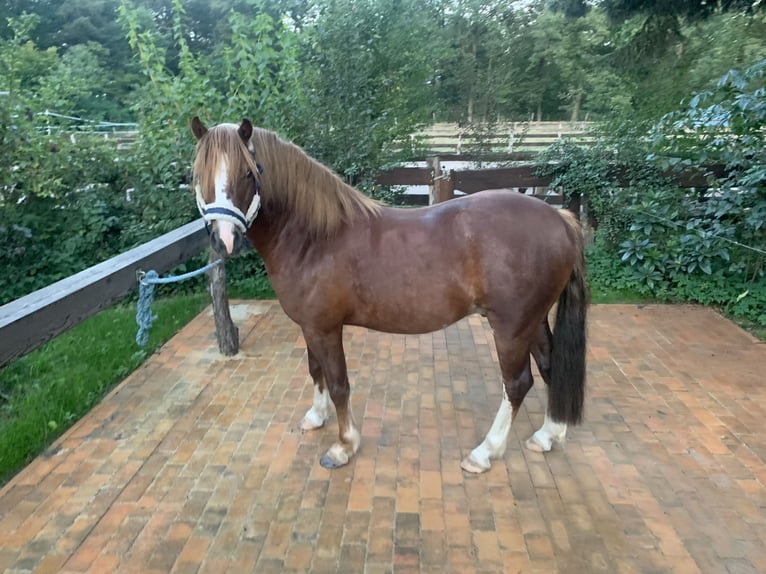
[
  {"left": 537, "top": 60, "right": 766, "bottom": 327},
  {"left": 650, "top": 57, "right": 766, "bottom": 285}
]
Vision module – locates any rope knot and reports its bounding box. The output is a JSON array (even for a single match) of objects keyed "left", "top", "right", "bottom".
[{"left": 134, "top": 260, "right": 222, "bottom": 346}]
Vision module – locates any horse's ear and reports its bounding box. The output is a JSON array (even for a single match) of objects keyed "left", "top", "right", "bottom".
[
  {"left": 191, "top": 116, "right": 207, "bottom": 141},
  {"left": 238, "top": 118, "right": 253, "bottom": 143}
]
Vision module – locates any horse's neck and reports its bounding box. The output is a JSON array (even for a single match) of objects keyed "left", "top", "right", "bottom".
[{"left": 246, "top": 208, "right": 317, "bottom": 271}]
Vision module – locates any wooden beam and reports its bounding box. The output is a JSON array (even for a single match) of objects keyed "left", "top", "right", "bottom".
[
  {"left": 453, "top": 166, "right": 552, "bottom": 194},
  {"left": 0, "top": 219, "right": 209, "bottom": 368},
  {"left": 375, "top": 166, "right": 431, "bottom": 186}
]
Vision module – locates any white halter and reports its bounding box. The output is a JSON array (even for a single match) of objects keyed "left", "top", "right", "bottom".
[
  {"left": 196, "top": 192, "right": 260, "bottom": 232},
  {"left": 195, "top": 156, "right": 263, "bottom": 232}
]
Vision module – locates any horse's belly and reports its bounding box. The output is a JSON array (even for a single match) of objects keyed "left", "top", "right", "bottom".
[{"left": 347, "top": 296, "right": 474, "bottom": 335}]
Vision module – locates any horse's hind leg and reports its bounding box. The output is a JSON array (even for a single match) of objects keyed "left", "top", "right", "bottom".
[
  {"left": 302, "top": 327, "right": 360, "bottom": 469},
  {"left": 301, "top": 348, "right": 331, "bottom": 431},
  {"left": 526, "top": 319, "right": 567, "bottom": 452},
  {"left": 461, "top": 322, "right": 534, "bottom": 474}
]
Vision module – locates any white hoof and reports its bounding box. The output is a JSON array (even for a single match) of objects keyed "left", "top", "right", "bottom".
[
  {"left": 301, "top": 410, "right": 325, "bottom": 431},
  {"left": 526, "top": 413, "right": 568, "bottom": 453},
  {"left": 525, "top": 434, "right": 551, "bottom": 452},
  {"left": 460, "top": 453, "right": 491, "bottom": 474}
]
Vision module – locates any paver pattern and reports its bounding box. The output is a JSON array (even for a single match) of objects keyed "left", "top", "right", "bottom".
[{"left": 0, "top": 302, "right": 764, "bottom": 574}]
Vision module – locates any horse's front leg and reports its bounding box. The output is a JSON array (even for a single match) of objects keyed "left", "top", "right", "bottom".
[
  {"left": 301, "top": 349, "right": 331, "bottom": 430},
  {"left": 302, "top": 327, "right": 360, "bottom": 469}
]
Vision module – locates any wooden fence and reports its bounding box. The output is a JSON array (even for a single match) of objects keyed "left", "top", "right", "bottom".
[
  {"left": 412, "top": 121, "right": 594, "bottom": 156},
  {"left": 376, "top": 160, "right": 725, "bottom": 209},
  {"left": 0, "top": 221, "right": 209, "bottom": 369}
]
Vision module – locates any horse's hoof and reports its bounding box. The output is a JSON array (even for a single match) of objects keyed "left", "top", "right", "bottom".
[
  {"left": 300, "top": 416, "right": 324, "bottom": 431},
  {"left": 320, "top": 443, "right": 351, "bottom": 469},
  {"left": 525, "top": 435, "right": 551, "bottom": 453},
  {"left": 460, "top": 454, "right": 490, "bottom": 474},
  {"left": 320, "top": 452, "right": 347, "bottom": 469}
]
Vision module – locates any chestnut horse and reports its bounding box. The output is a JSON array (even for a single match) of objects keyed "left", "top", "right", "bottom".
[{"left": 190, "top": 117, "right": 588, "bottom": 473}]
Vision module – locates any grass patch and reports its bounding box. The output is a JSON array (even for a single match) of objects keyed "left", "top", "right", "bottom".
[
  {"left": 229, "top": 274, "right": 276, "bottom": 299},
  {"left": 589, "top": 285, "right": 651, "bottom": 305},
  {"left": 0, "top": 293, "right": 209, "bottom": 484}
]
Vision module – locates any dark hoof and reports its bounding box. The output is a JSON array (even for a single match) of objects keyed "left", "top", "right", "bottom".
[{"left": 320, "top": 453, "right": 345, "bottom": 469}]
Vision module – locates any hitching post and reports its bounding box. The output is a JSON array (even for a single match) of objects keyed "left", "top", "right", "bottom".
[{"left": 207, "top": 251, "right": 239, "bottom": 355}]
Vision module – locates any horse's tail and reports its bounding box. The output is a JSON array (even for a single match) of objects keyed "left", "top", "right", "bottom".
[{"left": 548, "top": 210, "right": 589, "bottom": 425}]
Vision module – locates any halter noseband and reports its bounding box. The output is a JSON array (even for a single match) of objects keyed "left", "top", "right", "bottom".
[{"left": 196, "top": 157, "right": 264, "bottom": 233}]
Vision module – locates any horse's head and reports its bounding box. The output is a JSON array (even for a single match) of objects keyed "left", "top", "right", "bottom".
[{"left": 191, "top": 116, "right": 262, "bottom": 257}]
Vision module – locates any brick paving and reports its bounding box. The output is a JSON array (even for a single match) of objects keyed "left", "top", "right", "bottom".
[{"left": 0, "top": 302, "right": 765, "bottom": 574}]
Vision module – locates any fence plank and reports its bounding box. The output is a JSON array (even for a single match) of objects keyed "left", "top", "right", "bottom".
[
  {"left": 375, "top": 167, "right": 431, "bottom": 186},
  {"left": 0, "top": 220, "right": 209, "bottom": 368},
  {"left": 453, "top": 166, "right": 552, "bottom": 194}
]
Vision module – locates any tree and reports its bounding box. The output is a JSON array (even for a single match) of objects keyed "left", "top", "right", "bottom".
[
  {"left": 295, "top": 0, "right": 438, "bottom": 180},
  {"left": 601, "top": 0, "right": 761, "bottom": 23},
  {"left": 515, "top": 5, "right": 629, "bottom": 121},
  {"left": 433, "top": 0, "right": 520, "bottom": 123},
  {"left": 118, "top": 0, "right": 304, "bottom": 235}
]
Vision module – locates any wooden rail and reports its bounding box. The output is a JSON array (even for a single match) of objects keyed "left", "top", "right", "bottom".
[
  {"left": 412, "top": 121, "right": 595, "bottom": 155},
  {"left": 375, "top": 162, "right": 727, "bottom": 209},
  {"left": 0, "top": 220, "right": 210, "bottom": 369}
]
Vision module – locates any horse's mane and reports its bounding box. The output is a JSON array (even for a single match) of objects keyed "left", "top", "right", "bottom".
[
  {"left": 194, "top": 123, "right": 381, "bottom": 237},
  {"left": 252, "top": 128, "right": 381, "bottom": 236}
]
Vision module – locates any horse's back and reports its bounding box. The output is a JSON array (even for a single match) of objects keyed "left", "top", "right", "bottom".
[
  {"left": 416, "top": 190, "right": 575, "bottom": 259},
  {"left": 339, "top": 190, "right": 578, "bottom": 333}
]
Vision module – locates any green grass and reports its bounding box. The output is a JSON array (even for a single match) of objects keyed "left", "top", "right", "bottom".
[
  {"left": 0, "top": 293, "right": 209, "bottom": 484},
  {"left": 228, "top": 274, "right": 276, "bottom": 300},
  {"left": 589, "top": 285, "right": 651, "bottom": 305}
]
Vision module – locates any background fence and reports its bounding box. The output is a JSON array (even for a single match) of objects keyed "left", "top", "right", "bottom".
[{"left": 411, "top": 121, "right": 594, "bottom": 156}]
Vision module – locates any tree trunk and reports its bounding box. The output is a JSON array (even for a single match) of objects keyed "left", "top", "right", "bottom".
[
  {"left": 467, "top": 36, "right": 478, "bottom": 123},
  {"left": 570, "top": 83, "right": 583, "bottom": 123}
]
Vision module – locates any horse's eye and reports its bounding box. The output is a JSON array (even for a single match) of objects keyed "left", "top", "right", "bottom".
[{"left": 245, "top": 170, "right": 253, "bottom": 180}]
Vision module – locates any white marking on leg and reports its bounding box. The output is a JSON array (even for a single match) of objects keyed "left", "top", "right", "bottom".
[
  {"left": 344, "top": 420, "right": 361, "bottom": 454},
  {"left": 326, "top": 442, "right": 350, "bottom": 465},
  {"left": 462, "top": 387, "right": 514, "bottom": 473},
  {"left": 526, "top": 411, "right": 568, "bottom": 452},
  {"left": 323, "top": 414, "right": 360, "bottom": 467},
  {"left": 301, "top": 385, "right": 330, "bottom": 430}
]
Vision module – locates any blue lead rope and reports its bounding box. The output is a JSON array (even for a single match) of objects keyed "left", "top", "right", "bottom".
[{"left": 135, "top": 258, "right": 223, "bottom": 346}]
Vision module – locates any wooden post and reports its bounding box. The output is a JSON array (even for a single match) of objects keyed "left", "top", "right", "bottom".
[
  {"left": 565, "top": 191, "right": 582, "bottom": 221},
  {"left": 207, "top": 251, "right": 238, "bottom": 356},
  {"left": 427, "top": 156, "right": 441, "bottom": 205},
  {"left": 438, "top": 170, "right": 455, "bottom": 203},
  {"left": 428, "top": 157, "right": 455, "bottom": 204}
]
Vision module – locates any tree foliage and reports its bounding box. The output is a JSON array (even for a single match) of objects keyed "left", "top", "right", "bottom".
[
  {"left": 539, "top": 59, "right": 766, "bottom": 326},
  {"left": 1, "top": 0, "right": 766, "bottom": 321},
  {"left": 295, "top": 0, "right": 437, "bottom": 181}
]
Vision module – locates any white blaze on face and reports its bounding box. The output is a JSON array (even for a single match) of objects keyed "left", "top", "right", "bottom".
[{"left": 214, "top": 156, "right": 238, "bottom": 255}]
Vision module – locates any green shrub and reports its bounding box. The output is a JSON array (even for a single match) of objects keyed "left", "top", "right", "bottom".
[{"left": 537, "top": 59, "right": 766, "bottom": 328}]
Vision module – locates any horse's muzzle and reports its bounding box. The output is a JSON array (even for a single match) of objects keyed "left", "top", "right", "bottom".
[{"left": 210, "top": 226, "right": 245, "bottom": 258}]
